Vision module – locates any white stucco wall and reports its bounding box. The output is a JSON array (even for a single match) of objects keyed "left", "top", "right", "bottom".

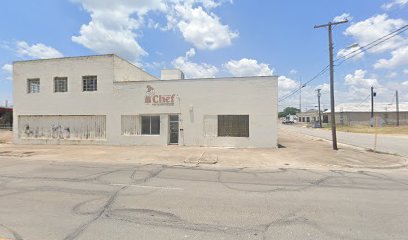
[
  {"left": 113, "top": 55, "right": 158, "bottom": 82},
  {"left": 13, "top": 55, "right": 278, "bottom": 148}
]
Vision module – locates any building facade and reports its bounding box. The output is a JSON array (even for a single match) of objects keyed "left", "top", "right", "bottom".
[
  {"left": 13, "top": 54, "right": 278, "bottom": 148},
  {"left": 324, "top": 103, "right": 408, "bottom": 126}
]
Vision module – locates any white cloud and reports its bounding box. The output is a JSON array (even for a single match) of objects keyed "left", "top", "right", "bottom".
[
  {"left": 333, "top": 13, "right": 352, "bottom": 22},
  {"left": 289, "top": 69, "right": 297, "bottom": 75},
  {"left": 185, "top": 47, "right": 196, "bottom": 58},
  {"left": 386, "top": 71, "right": 398, "bottom": 78},
  {"left": 170, "top": 3, "right": 238, "bottom": 50},
  {"left": 71, "top": 0, "right": 237, "bottom": 60},
  {"left": 1, "top": 64, "right": 12, "bottom": 80},
  {"left": 402, "top": 81, "right": 408, "bottom": 86},
  {"left": 172, "top": 48, "right": 218, "bottom": 78},
  {"left": 382, "top": 0, "right": 408, "bottom": 10},
  {"left": 278, "top": 76, "right": 298, "bottom": 90},
  {"left": 224, "top": 58, "right": 273, "bottom": 77},
  {"left": 344, "top": 14, "right": 407, "bottom": 53},
  {"left": 345, "top": 69, "right": 379, "bottom": 88},
  {"left": 71, "top": 0, "right": 165, "bottom": 61},
  {"left": 374, "top": 45, "right": 408, "bottom": 69},
  {"left": 315, "top": 83, "right": 330, "bottom": 93},
  {"left": 2, "top": 64, "right": 12, "bottom": 74},
  {"left": 16, "top": 41, "right": 63, "bottom": 59},
  {"left": 337, "top": 45, "right": 364, "bottom": 60}
]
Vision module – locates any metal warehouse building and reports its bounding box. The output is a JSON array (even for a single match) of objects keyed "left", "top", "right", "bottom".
[
  {"left": 13, "top": 54, "right": 278, "bottom": 148},
  {"left": 324, "top": 103, "right": 408, "bottom": 126}
]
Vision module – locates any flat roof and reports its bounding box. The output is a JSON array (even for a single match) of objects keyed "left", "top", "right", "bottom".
[
  {"left": 113, "top": 75, "right": 278, "bottom": 84},
  {"left": 13, "top": 54, "right": 116, "bottom": 64},
  {"left": 325, "top": 102, "right": 408, "bottom": 113},
  {"left": 13, "top": 54, "right": 278, "bottom": 80}
]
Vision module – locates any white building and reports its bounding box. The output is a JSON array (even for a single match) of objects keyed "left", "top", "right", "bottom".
[
  {"left": 324, "top": 102, "right": 408, "bottom": 126},
  {"left": 13, "top": 54, "right": 278, "bottom": 148}
]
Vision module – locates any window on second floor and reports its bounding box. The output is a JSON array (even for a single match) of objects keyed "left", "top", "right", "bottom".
[
  {"left": 82, "top": 75, "right": 97, "bottom": 92},
  {"left": 54, "top": 77, "right": 68, "bottom": 93},
  {"left": 27, "top": 79, "right": 40, "bottom": 93}
]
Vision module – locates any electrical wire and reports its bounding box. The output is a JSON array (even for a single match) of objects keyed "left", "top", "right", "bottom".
[
  {"left": 355, "top": 94, "right": 371, "bottom": 107},
  {"left": 278, "top": 24, "right": 408, "bottom": 103},
  {"left": 335, "top": 24, "right": 408, "bottom": 66},
  {"left": 278, "top": 65, "right": 329, "bottom": 102}
]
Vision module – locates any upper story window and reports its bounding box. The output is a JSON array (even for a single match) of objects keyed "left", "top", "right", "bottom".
[
  {"left": 54, "top": 77, "right": 68, "bottom": 93},
  {"left": 27, "top": 79, "right": 40, "bottom": 93},
  {"left": 82, "top": 76, "right": 97, "bottom": 92}
]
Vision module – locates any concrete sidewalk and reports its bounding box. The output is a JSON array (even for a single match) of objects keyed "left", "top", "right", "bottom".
[
  {"left": 1, "top": 129, "right": 407, "bottom": 170},
  {"left": 281, "top": 124, "right": 408, "bottom": 157}
]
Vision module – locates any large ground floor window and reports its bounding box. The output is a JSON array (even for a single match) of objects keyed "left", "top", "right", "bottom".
[
  {"left": 218, "top": 115, "right": 249, "bottom": 137},
  {"left": 141, "top": 115, "right": 160, "bottom": 135},
  {"left": 18, "top": 115, "right": 106, "bottom": 140}
]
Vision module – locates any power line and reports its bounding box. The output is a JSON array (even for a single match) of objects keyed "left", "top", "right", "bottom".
[
  {"left": 335, "top": 24, "right": 408, "bottom": 61},
  {"left": 279, "top": 24, "right": 408, "bottom": 103},
  {"left": 355, "top": 94, "right": 371, "bottom": 107},
  {"left": 278, "top": 65, "right": 329, "bottom": 102},
  {"left": 389, "top": 91, "right": 396, "bottom": 106},
  {"left": 335, "top": 24, "right": 408, "bottom": 66}
]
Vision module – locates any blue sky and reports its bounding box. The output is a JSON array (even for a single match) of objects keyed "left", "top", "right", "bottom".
[{"left": 1, "top": 0, "right": 407, "bottom": 111}]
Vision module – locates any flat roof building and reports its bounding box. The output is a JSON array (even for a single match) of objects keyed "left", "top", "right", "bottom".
[
  {"left": 324, "top": 102, "right": 408, "bottom": 126},
  {"left": 13, "top": 54, "right": 278, "bottom": 148}
]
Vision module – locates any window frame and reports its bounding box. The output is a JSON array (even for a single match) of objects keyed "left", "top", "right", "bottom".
[
  {"left": 27, "top": 78, "right": 40, "bottom": 94},
  {"left": 82, "top": 75, "right": 97, "bottom": 92},
  {"left": 54, "top": 77, "right": 68, "bottom": 93},
  {"left": 141, "top": 115, "right": 160, "bottom": 136},
  {"left": 217, "top": 115, "right": 249, "bottom": 138},
  {"left": 121, "top": 115, "right": 141, "bottom": 136}
]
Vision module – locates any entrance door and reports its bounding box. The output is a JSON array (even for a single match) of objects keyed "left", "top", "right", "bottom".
[{"left": 169, "top": 115, "right": 179, "bottom": 144}]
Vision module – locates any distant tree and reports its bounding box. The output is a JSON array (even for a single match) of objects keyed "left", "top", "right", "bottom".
[{"left": 278, "top": 107, "right": 300, "bottom": 118}]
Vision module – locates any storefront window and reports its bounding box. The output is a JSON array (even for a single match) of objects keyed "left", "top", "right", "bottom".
[
  {"left": 141, "top": 116, "right": 160, "bottom": 135},
  {"left": 218, "top": 115, "right": 249, "bottom": 137}
]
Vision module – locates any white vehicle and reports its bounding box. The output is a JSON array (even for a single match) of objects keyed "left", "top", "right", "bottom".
[{"left": 283, "top": 115, "right": 296, "bottom": 124}]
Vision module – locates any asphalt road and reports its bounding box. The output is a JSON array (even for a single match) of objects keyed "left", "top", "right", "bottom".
[
  {"left": 0, "top": 158, "right": 408, "bottom": 240},
  {"left": 280, "top": 124, "right": 408, "bottom": 157}
]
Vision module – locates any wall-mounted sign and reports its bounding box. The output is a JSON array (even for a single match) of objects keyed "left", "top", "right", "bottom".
[{"left": 145, "top": 85, "right": 176, "bottom": 106}]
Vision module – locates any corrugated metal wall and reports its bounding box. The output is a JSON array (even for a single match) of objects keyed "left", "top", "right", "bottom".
[
  {"left": 121, "top": 115, "right": 141, "bottom": 135},
  {"left": 18, "top": 115, "right": 106, "bottom": 140}
]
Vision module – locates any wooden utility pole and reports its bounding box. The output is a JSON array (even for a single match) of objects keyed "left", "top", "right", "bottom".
[
  {"left": 299, "top": 78, "right": 302, "bottom": 112},
  {"left": 371, "top": 86, "right": 376, "bottom": 127},
  {"left": 396, "top": 90, "right": 399, "bottom": 127},
  {"left": 317, "top": 89, "right": 322, "bottom": 128},
  {"left": 314, "top": 20, "right": 348, "bottom": 150}
]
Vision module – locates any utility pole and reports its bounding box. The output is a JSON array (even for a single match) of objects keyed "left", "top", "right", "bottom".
[
  {"left": 371, "top": 86, "right": 376, "bottom": 127},
  {"left": 299, "top": 78, "right": 302, "bottom": 112},
  {"left": 396, "top": 90, "right": 399, "bottom": 127},
  {"left": 316, "top": 89, "right": 322, "bottom": 128},
  {"left": 314, "top": 20, "right": 348, "bottom": 150}
]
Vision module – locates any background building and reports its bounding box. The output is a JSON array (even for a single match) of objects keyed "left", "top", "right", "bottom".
[
  {"left": 13, "top": 54, "right": 278, "bottom": 148},
  {"left": 324, "top": 103, "right": 408, "bottom": 126}
]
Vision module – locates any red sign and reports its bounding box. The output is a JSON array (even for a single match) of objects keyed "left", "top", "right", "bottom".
[{"left": 145, "top": 85, "right": 176, "bottom": 106}]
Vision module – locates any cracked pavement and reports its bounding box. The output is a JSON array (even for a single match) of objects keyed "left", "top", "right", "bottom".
[{"left": 0, "top": 158, "right": 407, "bottom": 239}]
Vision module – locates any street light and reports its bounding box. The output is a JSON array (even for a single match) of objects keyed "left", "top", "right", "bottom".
[{"left": 346, "top": 43, "right": 360, "bottom": 49}]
